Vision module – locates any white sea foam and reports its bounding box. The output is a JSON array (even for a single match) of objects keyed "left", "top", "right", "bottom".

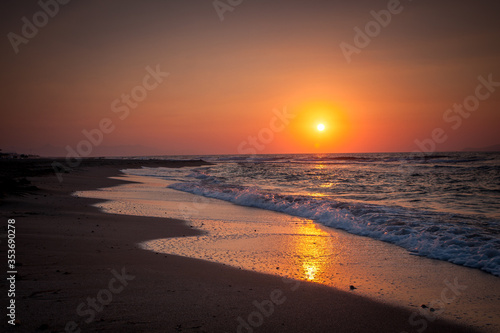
[
  {"left": 168, "top": 181, "right": 500, "bottom": 276},
  {"left": 124, "top": 152, "right": 500, "bottom": 277}
]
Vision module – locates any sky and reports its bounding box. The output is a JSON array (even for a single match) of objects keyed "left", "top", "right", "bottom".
[{"left": 1, "top": 0, "right": 499, "bottom": 156}]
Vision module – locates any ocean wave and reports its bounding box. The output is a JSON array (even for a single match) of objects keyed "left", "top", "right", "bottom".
[
  {"left": 168, "top": 181, "right": 500, "bottom": 276},
  {"left": 295, "top": 156, "right": 376, "bottom": 162},
  {"left": 214, "top": 155, "right": 291, "bottom": 163}
]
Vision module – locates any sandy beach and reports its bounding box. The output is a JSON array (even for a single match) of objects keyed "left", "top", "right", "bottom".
[
  {"left": 3, "top": 0, "right": 499, "bottom": 331},
  {"left": 0, "top": 158, "right": 484, "bottom": 332}
]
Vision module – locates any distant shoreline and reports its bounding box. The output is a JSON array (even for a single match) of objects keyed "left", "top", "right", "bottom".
[{"left": 2, "top": 147, "right": 499, "bottom": 161}]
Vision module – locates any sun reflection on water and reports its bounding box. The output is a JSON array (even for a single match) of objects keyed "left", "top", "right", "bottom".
[
  {"left": 314, "top": 163, "right": 326, "bottom": 170},
  {"left": 289, "top": 221, "right": 333, "bottom": 282}
]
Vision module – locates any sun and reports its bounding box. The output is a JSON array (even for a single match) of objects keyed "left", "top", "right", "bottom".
[{"left": 316, "top": 123, "right": 325, "bottom": 131}]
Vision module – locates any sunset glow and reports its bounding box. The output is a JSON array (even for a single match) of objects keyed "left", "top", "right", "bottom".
[
  {"left": 2, "top": 3, "right": 499, "bottom": 329},
  {"left": 1, "top": 1, "right": 499, "bottom": 156}
]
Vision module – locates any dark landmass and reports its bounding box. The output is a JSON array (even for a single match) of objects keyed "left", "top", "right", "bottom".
[
  {"left": 462, "top": 144, "right": 500, "bottom": 152},
  {"left": 0, "top": 157, "right": 212, "bottom": 198}
]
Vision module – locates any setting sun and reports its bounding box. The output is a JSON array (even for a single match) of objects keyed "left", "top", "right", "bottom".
[{"left": 317, "top": 123, "right": 325, "bottom": 131}]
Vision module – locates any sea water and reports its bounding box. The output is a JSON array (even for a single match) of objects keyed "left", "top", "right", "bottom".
[{"left": 124, "top": 152, "right": 500, "bottom": 276}]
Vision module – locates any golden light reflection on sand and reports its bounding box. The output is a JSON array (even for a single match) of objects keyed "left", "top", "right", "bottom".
[
  {"left": 289, "top": 221, "right": 333, "bottom": 283},
  {"left": 78, "top": 175, "right": 500, "bottom": 332}
]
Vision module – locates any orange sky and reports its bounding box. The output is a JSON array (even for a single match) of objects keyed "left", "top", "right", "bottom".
[{"left": 1, "top": 0, "right": 499, "bottom": 156}]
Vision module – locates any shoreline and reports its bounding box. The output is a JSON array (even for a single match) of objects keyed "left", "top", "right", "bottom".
[
  {"left": 0, "top": 159, "right": 483, "bottom": 332},
  {"left": 79, "top": 172, "right": 500, "bottom": 332}
]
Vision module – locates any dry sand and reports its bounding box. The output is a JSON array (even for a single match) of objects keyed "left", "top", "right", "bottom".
[{"left": 0, "top": 159, "right": 481, "bottom": 332}]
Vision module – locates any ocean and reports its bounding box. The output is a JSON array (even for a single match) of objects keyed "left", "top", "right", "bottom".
[{"left": 123, "top": 152, "right": 500, "bottom": 277}]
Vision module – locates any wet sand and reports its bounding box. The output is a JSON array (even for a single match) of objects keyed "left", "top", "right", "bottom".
[
  {"left": 0, "top": 159, "right": 483, "bottom": 332},
  {"left": 79, "top": 173, "right": 500, "bottom": 332}
]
